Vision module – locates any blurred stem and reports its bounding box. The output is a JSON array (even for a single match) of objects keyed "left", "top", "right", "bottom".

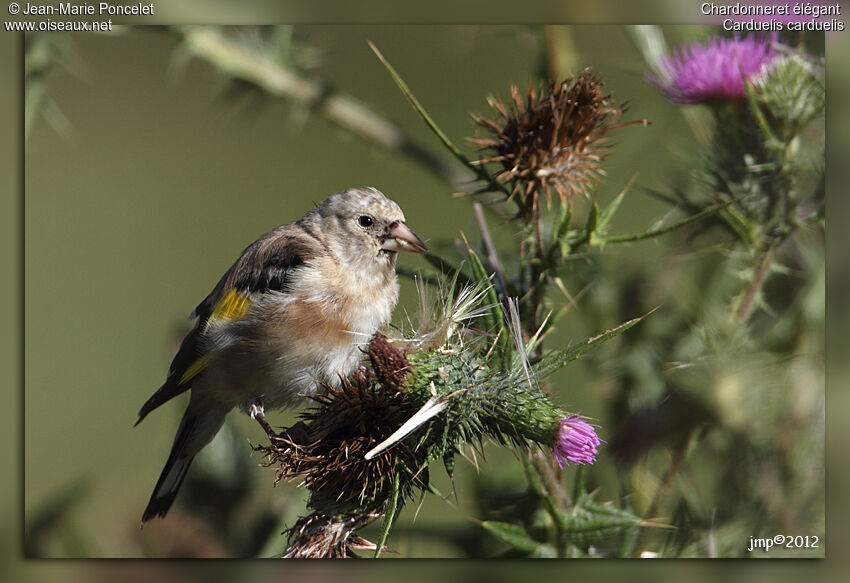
[
  {"left": 521, "top": 452, "right": 569, "bottom": 556},
  {"left": 736, "top": 234, "right": 787, "bottom": 321},
  {"left": 539, "top": 26, "right": 578, "bottom": 82},
  {"left": 520, "top": 204, "right": 549, "bottom": 355},
  {"left": 472, "top": 201, "right": 510, "bottom": 302},
  {"left": 178, "top": 26, "right": 466, "bottom": 187},
  {"left": 634, "top": 442, "right": 687, "bottom": 556}
]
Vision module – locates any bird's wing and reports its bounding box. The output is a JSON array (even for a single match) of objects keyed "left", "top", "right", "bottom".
[{"left": 135, "top": 225, "right": 322, "bottom": 425}]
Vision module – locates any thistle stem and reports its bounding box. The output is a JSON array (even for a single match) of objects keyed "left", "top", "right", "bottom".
[
  {"left": 524, "top": 206, "right": 548, "bottom": 354},
  {"left": 472, "top": 201, "right": 509, "bottom": 302},
  {"left": 736, "top": 235, "right": 786, "bottom": 321}
]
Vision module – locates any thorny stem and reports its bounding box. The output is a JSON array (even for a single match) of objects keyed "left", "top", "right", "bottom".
[
  {"left": 521, "top": 453, "right": 568, "bottom": 556},
  {"left": 736, "top": 235, "right": 787, "bottom": 321},
  {"left": 532, "top": 449, "right": 571, "bottom": 508},
  {"left": 522, "top": 205, "right": 549, "bottom": 358},
  {"left": 522, "top": 450, "right": 574, "bottom": 557}
]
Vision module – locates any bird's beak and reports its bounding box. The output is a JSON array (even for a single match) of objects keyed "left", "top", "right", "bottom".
[{"left": 381, "top": 221, "right": 427, "bottom": 254}]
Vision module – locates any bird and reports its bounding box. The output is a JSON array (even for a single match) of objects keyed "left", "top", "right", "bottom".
[{"left": 135, "top": 187, "right": 426, "bottom": 525}]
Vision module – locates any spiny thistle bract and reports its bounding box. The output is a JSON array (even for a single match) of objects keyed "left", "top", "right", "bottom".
[
  {"left": 470, "top": 68, "right": 640, "bottom": 218},
  {"left": 752, "top": 53, "right": 824, "bottom": 142},
  {"left": 254, "top": 274, "right": 632, "bottom": 558}
]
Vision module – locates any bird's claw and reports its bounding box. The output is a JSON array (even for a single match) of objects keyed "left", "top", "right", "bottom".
[{"left": 249, "top": 399, "right": 276, "bottom": 437}]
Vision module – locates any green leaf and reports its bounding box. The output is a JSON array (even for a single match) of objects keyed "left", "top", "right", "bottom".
[
  {"left": 442, "top": 449, "right": 456, "bottom": 479},
  {"left": 481, "top": 520, "right": 542, "bottom": 553},
  {"left": 533, "top": 311, "right": 651, "bottom": 379},
  {"left": 718, "top": 203, "right": 755, "bottom": 249},
  {"left": 466, "top": 245, "right": 514, "bottom": 371},
  {"left": 596, "top": 174, "right": 637, "bottom": 234},
  {"left": 464, "top": 247, "right": 506, "bottom": 345},
  {"left": 558, "top": 500, "right": 647, "bottom": 548},
  {"left": 583, "top": 200, "right": 599, "bottom": 246},
  {"left": 444, "top": 259, "right": 469, "bottom": 311},
  {"left": 374, "top": 463, "right": 402, "bottom": 558},
  {"left": 599, "top": 198, "right": 741, "bottom": 245},
  {"left": 548, "top": 201, "right": 573, "bottom": 261}
]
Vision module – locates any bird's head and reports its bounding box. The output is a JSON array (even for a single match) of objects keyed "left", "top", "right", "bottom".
[{"left": 310, "top": 187, "right": 427, "bottom": 269}]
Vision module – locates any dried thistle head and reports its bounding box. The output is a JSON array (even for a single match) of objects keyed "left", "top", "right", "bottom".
[
  {"left": 471, "top": 69, "right": 640, "bottom": 217},
  {"left": 283, "top": 512, "right": 384, "bottom": 558},
  {"left": 255, "top": 335, "right": 426, "bottom": 514}
]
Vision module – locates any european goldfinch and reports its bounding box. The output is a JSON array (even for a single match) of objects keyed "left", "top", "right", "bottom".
[{"left": 136, "top": 187, "right": 426, "bottom": 524}]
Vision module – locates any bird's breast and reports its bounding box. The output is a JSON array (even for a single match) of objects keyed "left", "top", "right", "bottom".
[{"left": 293, "top": 258, "right": 398, "bottom": 337}]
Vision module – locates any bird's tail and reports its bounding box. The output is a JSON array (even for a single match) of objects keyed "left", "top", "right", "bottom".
[{"left": 141, "top": 406, "right": 225, "bottom": 526}]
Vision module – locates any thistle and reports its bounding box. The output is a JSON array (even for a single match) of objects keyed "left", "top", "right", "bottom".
[
  {"left": 554, "top": 414, "right": 601, "bottom": 468},
  {"left": 255, "top": 273, "right": 633, "bottom": 558},
  {"left": 471, "top": 69, "right": 637, "bottom": 218},
  {"left": 646, "top": 34, "right": 779, "bottom": 105}
]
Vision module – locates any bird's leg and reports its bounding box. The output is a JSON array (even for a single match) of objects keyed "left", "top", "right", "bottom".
[{"left": 249, "top": 398, "right": 276, "bottom": 437}]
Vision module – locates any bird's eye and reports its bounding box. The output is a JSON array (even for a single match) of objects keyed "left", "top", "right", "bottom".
[{"left": 358, "top": 215, "right": 374, "bottom": 228}]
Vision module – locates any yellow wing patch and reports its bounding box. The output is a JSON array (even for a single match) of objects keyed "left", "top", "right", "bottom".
[
  {"left": 180, "top": 289, "right": 251, "bottom": 384},
  {"left": 210, "top": 288, "right": 253, "bottom": 322},
  {"left": 179, "top": 353, "right": 212, "bottom": 385}
]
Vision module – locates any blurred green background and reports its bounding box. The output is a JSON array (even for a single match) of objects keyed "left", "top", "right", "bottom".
[{"left": 2, "top": 4, "right": 846, "bottom": 579}]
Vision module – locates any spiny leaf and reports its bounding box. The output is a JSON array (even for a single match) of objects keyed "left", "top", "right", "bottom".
[
  {"left": 596, "top": 173, "right": 637, "bottom": 234},
  {"left": 549, "top": 200, "right": 574, "bottom": 261},
  {"left": 481, "top": 520, "right": 542, "bottom": 553},
  {"left": 558, "top": 501, "right": 648, "bottom": 547},
  {"left": 598, "top": 198, "right": 741, "bottom": 245},
  {"left": 442, "top": 449, "right": 456, "bottom": 479},
  {"left": 464, "top": 247, "right": 506, "bottom": 347},
  {"left": 533, "top": 311, "right": 653, "bottom": 378},
  {"left": 718, "top": 203, "right": 755, "bottom": 249}
]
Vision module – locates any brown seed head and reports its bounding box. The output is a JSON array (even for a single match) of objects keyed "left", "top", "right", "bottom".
[
  {"left": 255, "top": 335, "right": 423, "bottom": 513},
  {"left": 471, "top": 69, "right": 640, "bottom": 217}
]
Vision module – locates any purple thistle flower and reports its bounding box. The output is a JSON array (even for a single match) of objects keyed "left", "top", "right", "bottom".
[
  {"left": 553, "top": 414, "right": 601, "bottom": 469},
  {"left": 647, "top": 34, "right": 779, "bottom": 105}
]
